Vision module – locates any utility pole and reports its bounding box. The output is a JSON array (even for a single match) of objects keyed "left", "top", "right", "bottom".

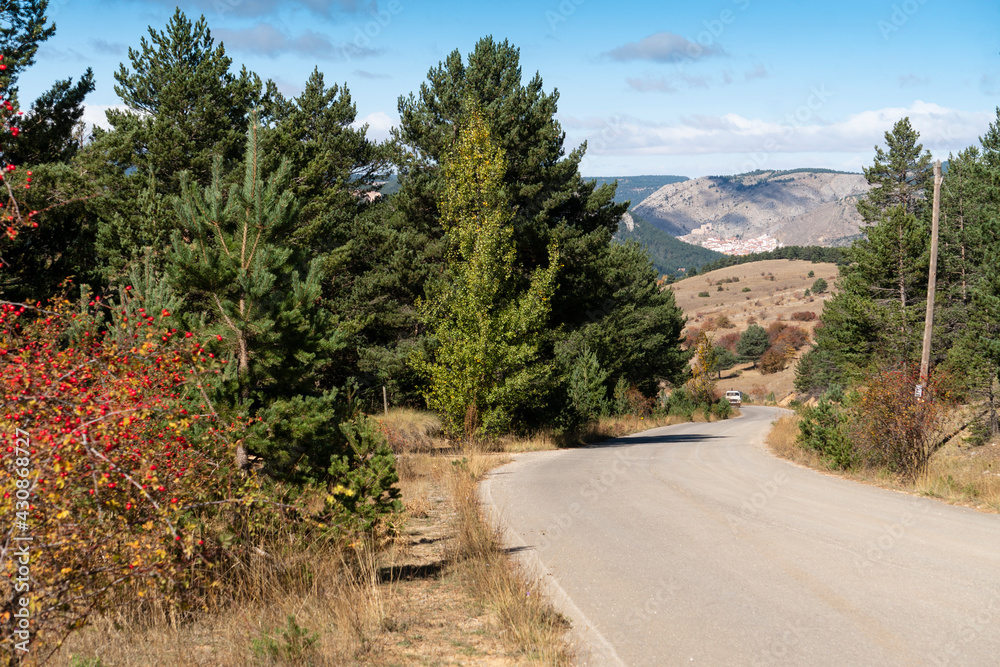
[{"left": 918, "top": 160, "right": 943, "bottom": 398}]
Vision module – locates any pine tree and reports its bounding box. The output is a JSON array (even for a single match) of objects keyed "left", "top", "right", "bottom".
[
  {"left": 416, "top": 104, "right": 558, "bottom": 438},
  {"left": 737, "top": 324, "right": 769, "bottom": 368},
  {"left": 168, "top": 116, "right": 363, "bottom": 487},
  {"left": 92, "top": 9, "right": 264, "bottom": 277}
]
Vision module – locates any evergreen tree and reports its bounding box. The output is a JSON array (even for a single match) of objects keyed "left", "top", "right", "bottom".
[
  {"left": 736, "top": 324, "right": 769, "bottom": 368},
  {"left": 168, "top": 117, "right": 374, "bottom": 488},
  {"left": 91, "top": 9, "right": 264, "bottom": 277},
  {"left": 714, "top": 346, "right": 738, "bottom": 379},
  {"left": 415, "top": 105, "right": 558, "bottom": 438},
  {"left": 553, "top": 241, "right": 688, "bottom": 400},
  {"left": 856, "top": 117, "right": 933, "bottom": 222},
  {"left": 258, "top": 68, "right": 389, "bottom": 256},
  {"left": 566, "top": 345, "right": 610, "bottom": 422}
]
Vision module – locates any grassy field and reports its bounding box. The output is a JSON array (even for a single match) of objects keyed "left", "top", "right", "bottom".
[{"left": 670, "top": 259, "right": 840, "bottom": 402}]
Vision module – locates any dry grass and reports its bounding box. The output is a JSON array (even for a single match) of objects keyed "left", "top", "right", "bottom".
[
  {"left": 58, "top": 534, "right": 397, "bottom": 666},
  {"left": 767, "top": 412, "right": 1000, "bottom": 513},
  {"left": 377, "top": 407, "right": 446, "bottom": 454},
  {"left": 447, "top": 453, "right": 573, "bottom": 665}
]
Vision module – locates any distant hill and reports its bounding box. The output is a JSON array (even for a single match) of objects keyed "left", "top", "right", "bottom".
[
  {"left": 632, "top": 169, "right": 870, "bottom": 247},
  {"left": 615, "top": 210, "right": 722, "bottom": 276},
  {"left": 587, "top": 175, "right": 689, "bottom": 207}
]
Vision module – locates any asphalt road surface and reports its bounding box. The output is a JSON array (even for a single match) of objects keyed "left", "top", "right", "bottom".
[{"left": 480, "top": 407, "right": 1000, "bottom": 666}]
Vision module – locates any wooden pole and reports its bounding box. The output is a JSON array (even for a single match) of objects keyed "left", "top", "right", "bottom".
[
  {"left": 918, "top": 160, "right": 943, "bottom": 395},
  {"left": 382, "top": 385, "right": 389, "bottom": 415}
]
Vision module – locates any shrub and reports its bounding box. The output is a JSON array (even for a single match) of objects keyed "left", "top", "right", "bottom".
[
  {"left": 759, "top": 345, "right": 793, "bottom": 374},
  {"left": 717, "top": 332, "right": 741, "bottom": 352},
  {"left": 811, "top": 278, "right": 828, "bottom": 294},
  {"left": 698, "top": 291, "right": 710, "bottom": 297},
  {"left": 797, "top": 398, "right": 855, "bottom": 469},
  {"left": 714, "top": 314, "right": 734, "bottom": 329},
  {"left": 808, "top": 270, "right": 815, "bottom": 278},
  {"left": 741, "top": 287, "right": 751, "bottom": 292},
  {"left": 791, "top": 311, "right": 817, "bottom": 321},
  {"left": 850, "top": 363, "right": 948, "bottom": 480},
  {"left": 716, "top": 285, "right": 724, "bottom": 292}
]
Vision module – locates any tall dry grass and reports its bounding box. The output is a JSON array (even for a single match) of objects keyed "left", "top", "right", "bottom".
[
  {"left": 447, "top": 453, "right": 573, "bottom": 665},
  {"left": 57, "top": 531, "right": 398, "bottom": 665}
]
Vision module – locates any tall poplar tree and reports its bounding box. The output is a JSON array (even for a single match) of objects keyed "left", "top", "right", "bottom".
[{"left": 416, "top": 105, "right": 558, "bottom": 438}]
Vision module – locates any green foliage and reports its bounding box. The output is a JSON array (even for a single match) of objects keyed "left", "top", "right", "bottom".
[
  {"left": 810, "top": 277, "right": 828, "bottom": 294},
  {"left": 92, "top": 9, "right": 264, "bottom": 276},
  {"left": 614, "top": 210, "right": 722, "bottom": 277},
  {"left": 250, "top": 615, "right": 319, "bottom": 664},
  {"left": 566, "top": 345, "right": 610, "bottom": 421},
  {"left": 808, "top": 270, "right": 815, "bottom": 278},
  {"left": 797, "top": 397, "right": 855, "bottom": 469},
  {"left": 612, "top": 376, "right": 631, "bottom": 416},
  {"left": 741, "top": 286, "right": 751, "bottom": 292},
  {"left": 714, "top": 346, "right": 738, "bottom": 378},
  {"left": 736, "top": 324, "right": 769, "bottom": 368},
  {"left": 698, "top": 291, "right": 710, "bottom": 297},
  {"left": 416, "top": 106, "right": 557, "bottom": 438}
]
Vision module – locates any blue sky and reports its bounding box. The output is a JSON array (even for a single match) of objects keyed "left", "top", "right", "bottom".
[{"left": 22, "top": 0, "right": 1000, "bottom": 177}]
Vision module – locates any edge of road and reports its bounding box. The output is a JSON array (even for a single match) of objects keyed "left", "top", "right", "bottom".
[{"left": 479, "top": 453, "right": 626, "bottom": 667}]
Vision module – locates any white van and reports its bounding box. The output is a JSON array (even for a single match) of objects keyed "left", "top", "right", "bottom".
[{"left": 725, "top": 390, "right": 742, "bottom": 408}]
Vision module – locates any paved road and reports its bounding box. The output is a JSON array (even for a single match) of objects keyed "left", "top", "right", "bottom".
[{"left": 480, "top": 407, "right": 1000, "bottom": 666}]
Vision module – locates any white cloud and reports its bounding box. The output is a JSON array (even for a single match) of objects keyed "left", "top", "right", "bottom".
[
  {"left": 353, "top": 110, "right": 396, "bottom": 142},
  {"left": 565, "top": 102, "right": 994, "bottom": 161},
  {"left": 82, "top": 104, "right": 128, "bottom": 132}
]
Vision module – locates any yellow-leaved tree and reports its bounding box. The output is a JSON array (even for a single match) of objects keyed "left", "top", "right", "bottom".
[{"left": 415, "top": 103, "right": 558, "bottom": 440}]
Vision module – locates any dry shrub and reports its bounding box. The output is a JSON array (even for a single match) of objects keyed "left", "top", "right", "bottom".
[
  {"left": 377, "top": 408, "right": 444, "bottom": 454},
  {"left": 791, "top": 310, "right": 817, "bottom": 321},
  {"left": 717, "top": 331, "right": 741, "bottom": 352},
  {"left": 759, "top": 345, "right": 793, "bottom": 375},
  {"left": 714, "top": 314, "right": 735, "bottom": 329},
  {"left": 851, "top": 363, "right": 949, "bottom": 480},
  {"left": 749, "top": 384, "right": 768, "bottom": 401}
]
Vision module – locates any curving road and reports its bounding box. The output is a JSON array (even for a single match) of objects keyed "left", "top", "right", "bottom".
[{"left": 480, "top": 407, "right": 1000, "bottom": 666}]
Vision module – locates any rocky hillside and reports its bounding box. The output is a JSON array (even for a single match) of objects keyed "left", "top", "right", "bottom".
[{"left": 632, "top": 169, "right": 870, "bottom": 247}]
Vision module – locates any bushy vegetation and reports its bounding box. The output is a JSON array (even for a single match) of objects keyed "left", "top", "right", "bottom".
[
  {"left": 0, "top": 7, "right": 704, "bottom": 658},
  {"left": 792, "top": 112, "right": 1000, "bottom": 479}
]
